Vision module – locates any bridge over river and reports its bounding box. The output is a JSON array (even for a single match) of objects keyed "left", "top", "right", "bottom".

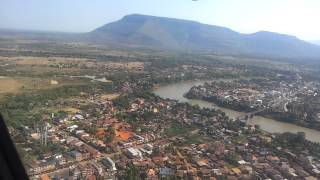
[{"left": 234, "top": 109, "right": 266, "bottom": 122}]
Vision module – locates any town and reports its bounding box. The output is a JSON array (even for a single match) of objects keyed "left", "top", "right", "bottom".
[
  {"left": 1, "top": 32, "right": 320, "bottom": 179},
  {"left": 186, "top": 78, "right": 320, "bottom": 130},
  {"left": 9, "top": 78, "right": 320, "bottom": 180}
]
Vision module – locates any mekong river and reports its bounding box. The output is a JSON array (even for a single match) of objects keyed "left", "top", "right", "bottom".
[{"left": 153, "top": 80, "right": 320, "bottom": 143}]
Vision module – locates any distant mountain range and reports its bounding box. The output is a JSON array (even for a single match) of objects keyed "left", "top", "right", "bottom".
[
  {"left": 89, "top": 14, "right": 320, "bottom": 59},
  {"left": 1, "top": 14, "right": 320, "bottom": 60}
]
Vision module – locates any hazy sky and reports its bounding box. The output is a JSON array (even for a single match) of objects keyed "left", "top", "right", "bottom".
[{"left": 1, "top": 0, "right": 319, "bottom": 40}]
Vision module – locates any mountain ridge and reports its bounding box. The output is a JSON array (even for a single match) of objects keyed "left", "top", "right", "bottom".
[{"left": 90, "top": 14, "right": 320, "bottom": 59}]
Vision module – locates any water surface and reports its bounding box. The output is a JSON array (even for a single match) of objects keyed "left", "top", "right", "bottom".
[{"left": 153, "top": 80, "right": 320, "bottom": 143}]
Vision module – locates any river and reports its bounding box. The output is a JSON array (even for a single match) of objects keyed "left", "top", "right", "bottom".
[{"left": 153, "top": 80, "right": 320, "bottom": 143}]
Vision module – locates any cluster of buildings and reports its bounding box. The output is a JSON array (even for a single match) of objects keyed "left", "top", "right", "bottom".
[
  {"left": 21, "top": 80, "right": 320, "bottom": 180},
  {"left": 187, "top": 79, "right": 320, "bottom": 113}
]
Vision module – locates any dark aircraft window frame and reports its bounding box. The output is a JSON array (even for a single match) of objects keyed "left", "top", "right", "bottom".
[{"left": 0, "top": 114, "right": 29, "bottom": 180}]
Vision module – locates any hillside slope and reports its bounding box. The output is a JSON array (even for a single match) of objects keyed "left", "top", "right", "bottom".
[{"left": 90, "top": 14, "right": 320, "bottom": 59}]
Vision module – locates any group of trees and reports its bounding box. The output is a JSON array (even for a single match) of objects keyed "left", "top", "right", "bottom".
[
  {"left": 260, "top": 98, "right": 320, "bottom": 131},
  {"left": 185, "top": 90, "right": 255, "bottom": 113},
  {"left": 104, "top": 126, "right": 116, "bottom": 144},
  {"left": 113, "top": 95, "right": 130, "bottom": 109},
  {"left": 272, "top": 132, "right": 320, "bottom": 158},
  {"left": 123, "top": 163, "right": 141, "bottom": 180}
]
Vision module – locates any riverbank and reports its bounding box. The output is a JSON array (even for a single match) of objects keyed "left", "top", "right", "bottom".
[
  {"left": 184, "top": 80, "right": 320, "bottom": 132},
  {"left": 257, "top": 111, "right": 320, "bottom": 131},
  {"left": 185, "top": 92, "right": 256, "bottom": 113},
  {"left": 186, "top": 91, "right": 320, "bottom": 132},
  {"left": 153, "top": 80, "right": 320, "bottom": 143}
]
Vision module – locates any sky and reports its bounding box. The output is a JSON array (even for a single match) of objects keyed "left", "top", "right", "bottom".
[{"left": 0, "top": 0, "right": 320, "bottom": 40}]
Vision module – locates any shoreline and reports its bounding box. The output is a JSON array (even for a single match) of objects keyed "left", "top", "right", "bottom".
[
  {"left": 153, "top": 79, "right": 320, "bottom": 143},
  {"left": 185, "top": 93, "right": 320, "bottom": 132}
]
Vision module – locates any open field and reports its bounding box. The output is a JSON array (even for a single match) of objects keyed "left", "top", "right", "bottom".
[
  {"left": 0, "top": 76, "right": 89, "bottom": 94},
  {"left": 0, "top": 55, "right": 145, "bottom": 77},
  {"left": 100, "top": 93, "right": 120, "bottom": 101},
  {"left": 0, "top": 77, "right": 21, "bottom": 93},
  {"left": 49, "top": 107, "right": 82, "bottom": 114}
]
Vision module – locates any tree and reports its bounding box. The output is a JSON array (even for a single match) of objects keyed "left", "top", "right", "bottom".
[
  {"left": 113, "top": 95, "right": 130, "bottom": 109},
  {"left": 124, "top": 162, "right": 140, "bottom": 180},
  {"left": 104, "top": 126, "right": 116, "bottom": 144}
]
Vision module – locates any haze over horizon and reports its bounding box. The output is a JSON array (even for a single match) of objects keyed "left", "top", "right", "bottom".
[{"left": 1, "top": 0, "right": 320, "bottom": 40}]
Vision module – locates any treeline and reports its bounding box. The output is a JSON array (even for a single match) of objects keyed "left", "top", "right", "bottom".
[
  {"left": 273, "top": 132, "right": 320, "bottom": 158},
  {"left": 185, "top": 91, "right": 256, "bottom": 113},
  {"left": 258, "top": 110, "right": 320, "bottom": 131}
]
